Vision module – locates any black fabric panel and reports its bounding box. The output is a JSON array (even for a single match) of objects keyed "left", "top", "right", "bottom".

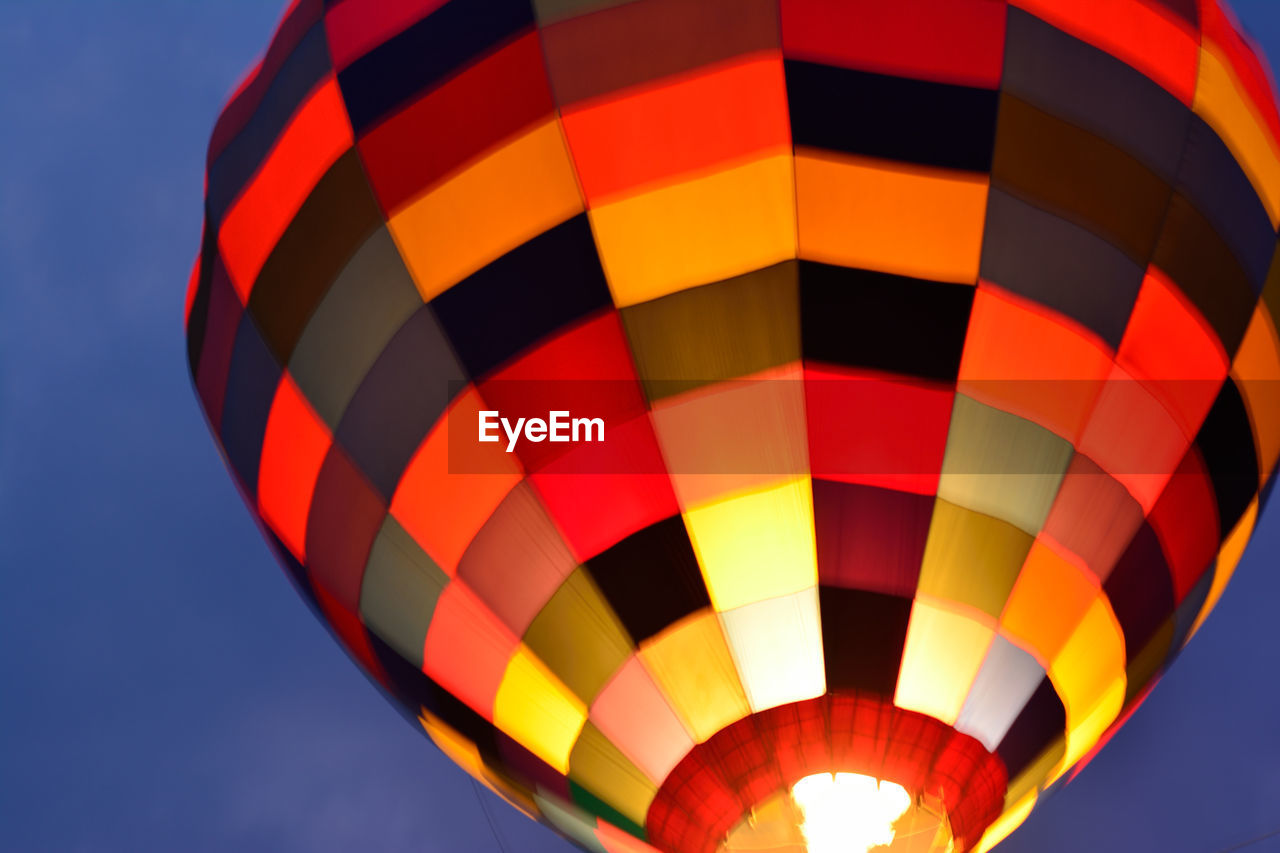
[
  {"left": 799, "top": 261, "right": 974, "bottom": 380},
  {"left": 336, "top": 307, "right": 466, "bottom": 500},
  {"left": 337, "top": 0, "right": 535, "bottom": 133},
  {"left": 819, "top": 586, "right": 911, "bottom": 695},
  {"left": 1177, "top": 117, "right": 1276, "bottom": 291},
  {"left": 1197, "top": 379, "right": 1262, "bottom": 535},
  {"left": 430, "top": 214, "right": 613, "bottom": 377},
  {"left": 186, "top": 225, "right": 216, "bottom": 377},
  {"left": 785, "top": 59, "right": 999, "bottom": 172},
  {"left": 1153, "top": 193, "right": 1258, "bottom": 355},
  {"left": 996, "top": 678, "right": 1066, "bottom": 780},
  {"left": 992, "top": 94, "right": 1170, "bottom": 265},
  {"left": 207, "top": 23, "right": 332, "bottom": 225},
  {"left": 1104, "top": 523, "right": 1175, "bottom": 664},
  {"left": 1002, "top": 10, "right": 1191, "bottom": 183},
  {"left": 812, "top": 480, "right": 932, "bottom": 597},
  {"left": 1263, "top": 244, "right": 1280, "bottom": 328},
  {"left": 981, "top": 189, "right": 1144, "bottom": 349},
  {"left": 248, "top": 151, "right": 383, "bottom": 365},
  {"left": 585, "top": 516, "right": 711, "bottom": 643},
  {"left": 493, "top": 730, "right": 568, "bottom": 801},
  {"left": 218, "top": 315, "right": 281, "bottom": 494}
]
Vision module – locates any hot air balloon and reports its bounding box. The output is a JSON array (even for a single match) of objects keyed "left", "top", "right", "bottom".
[{"left": 184, "top": 0, "right": 1280, "bottom": 851}]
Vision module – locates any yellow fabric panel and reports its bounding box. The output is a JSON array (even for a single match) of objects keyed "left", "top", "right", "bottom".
[
  {"left": 1052, "top": 677, "right": 1125, "bottom": 783},
  {"left": 918, "top": 500, "right": 1035, "bottom": 619},
  {"left": 938, "top": 396, "right": 1074, "bottom": 535},
  {"left": 683, "top": 476, "right": 818, "bottom": 611},
  {"left": 494, "top": 647, "right": 588, "bottom": 773},
  {"left": 719, "top": 588, "right": 826, "bottom": 712},
  {"left": 389, "top": 119, "right": 584, "bottom": 301},
  {"left": 590, "top": 154, "right": 798, "bottom": 307},
  {"left": 655, "top": 370, "right": 809, "bottom": 510},
  {"left": 795, "top": 148, "right": 988, "bottom": 284},
  {"left": 1048, "top": 595, "right": 1126, "bottom": 776},
  {"left": 1000, "top": 540, "right": 1099, "bottom": 666},
  {"left": 1189, "top": 497, "right": 1259, "bottom": 641},
  {"left": 638, "top": 610, "right": 751, "bottom": 742},
  {"left": 894, "top": 598, "right": 996, "bottom": 725},
  {"left": 1194, "top": 41, "right": 1280, "bottom": 227},
  {"left": 974, "top": 791, "right": 1037, "bottom": 853},
  {"left": 1048, "top": 595, "right": 1126, "bottom": 717},
  {"left": 619, "top": 261, "right": 800, "bottom": 402},
  {"left": 1231, "top": 305, "right": 1280, "bottom": 482},
  {"left": 568, "top": 723, "right": 658, "bottom": 827},
  {"left": 524, "top": 568, "right": 635, "bottom": 705}
]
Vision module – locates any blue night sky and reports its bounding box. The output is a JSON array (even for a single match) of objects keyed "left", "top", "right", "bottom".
[{"left": 1, "top": 3, "right": 1279, "bottom": 852}]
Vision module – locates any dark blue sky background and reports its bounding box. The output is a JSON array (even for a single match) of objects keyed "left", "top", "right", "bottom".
[{"left": 1, "top": 3, "right": 1278, "bottom": 851}]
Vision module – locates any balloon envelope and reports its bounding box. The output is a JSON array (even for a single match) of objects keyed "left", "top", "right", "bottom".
[{"left": 185, "top": 1, "right": 1280, "bottom": 850}]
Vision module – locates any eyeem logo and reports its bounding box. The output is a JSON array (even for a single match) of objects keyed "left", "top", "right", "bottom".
[{"left": 478, "top": 410, "right": 605, "bottom": 453}]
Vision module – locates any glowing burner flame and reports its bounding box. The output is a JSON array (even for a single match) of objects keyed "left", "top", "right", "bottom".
[{"left": 791, "top": 773, "right": 913, "bottom": 853}]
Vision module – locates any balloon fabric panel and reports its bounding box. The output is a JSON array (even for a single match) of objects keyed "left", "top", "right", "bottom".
[{"left": 185, "top": 1, "right": 1280, "bottom": 850}]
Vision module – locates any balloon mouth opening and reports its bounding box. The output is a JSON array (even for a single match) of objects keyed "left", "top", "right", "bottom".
[{"left": 720, "top": 772, "right": 955, "bottom": 853}]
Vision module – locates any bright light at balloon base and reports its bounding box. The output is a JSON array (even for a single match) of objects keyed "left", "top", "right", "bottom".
[{"left": 791, "top": 773, "right": 913, "bottom": 853}]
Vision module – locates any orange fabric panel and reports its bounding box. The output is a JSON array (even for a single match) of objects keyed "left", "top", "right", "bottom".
[
  {"left": 258, "top": 374, "right": 332, "bottom": 561},
  {"left": 217, "top": 78, "right": 353, "bottom": 303},
  {"left": 1011, "top": 0, "right": 1199, "bottom": 104},
  {"left": 423, "top": 581, "right": 519, "bottom": 720},
  {"left": 389, "top": 387, "right": 523, "bottom": 574},
  {"left": 960, "top": 284, "right": 1113, "bottom": 443},
  {"left": 561, "top": 55, "right": 791, "bottom": 206},
  {"left": 795, "top": 149, "right": 988, "bottom": 285},
  {"left": 1201, "top": 0, "right": 1280, "bottom": 146},
  {"left": 1117, "top": 267, "right": 1229, "bottom": 440},
  {"left": 1000, "top": 542, "right": 1098, "bottom": 669},
  {"left": 1232, "top": 306, "right": 1280, "bottom": 482}
]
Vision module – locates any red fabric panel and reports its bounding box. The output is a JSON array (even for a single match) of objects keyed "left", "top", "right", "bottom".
[
  {"left": 1147, "top": 448, "right": 1220, "bottom": 602},
  {"left": 324, "top": 0, "right": 449, "bottom": 70},
  {"left": 217, "top": 77, "right": 353, "bottom": 302},
  {"left": 780, "top": 0, "right": 1007, "bottom": 89},
  {"left": 480, "top": 311, "right": 649, "bottom": 474},
  {"left": 804, "top": 365, "right": 954, "bottom": 495},
  {"left": 357, "top": 32, "right": 555, "bottom": 213},
  {"left": 530, "top": 414, "right": 679, "bottom": 561},
  {"left": 1117, "top": 266, "right": 1228, "bottom": 440},
  {"left": 561, "top": 55, "right": 791, "bottom": 205}
]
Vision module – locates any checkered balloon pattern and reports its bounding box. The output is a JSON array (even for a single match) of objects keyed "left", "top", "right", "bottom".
[{"left": 186, "top": 1, "right": 1280, "bottom": 850}]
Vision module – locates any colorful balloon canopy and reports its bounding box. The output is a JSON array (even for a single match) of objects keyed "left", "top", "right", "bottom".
[{"left": 185, "top": 0, "right": 1280, "bottom": 851}]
